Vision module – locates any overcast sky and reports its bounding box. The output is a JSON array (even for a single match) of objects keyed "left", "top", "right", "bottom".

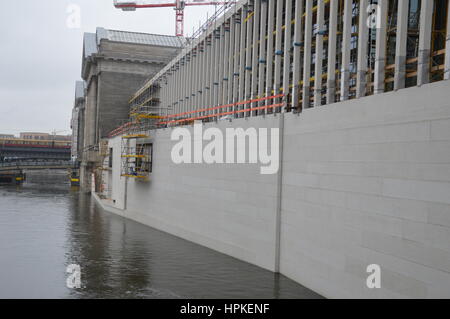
[{"left": 0, "top": 0, "right": 216, "bottom": 135}]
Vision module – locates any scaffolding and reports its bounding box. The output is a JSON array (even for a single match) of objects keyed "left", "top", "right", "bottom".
[
  {"left": 106, "top": 0, "right": 450, "bottom": 135},
  {"left": 120, "top": 134, "right": 152, "bottom": 180}
]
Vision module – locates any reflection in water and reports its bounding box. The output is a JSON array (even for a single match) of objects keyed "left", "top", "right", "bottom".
[{"left": 0, "top": 177, "right": 322, "bottom": 299}]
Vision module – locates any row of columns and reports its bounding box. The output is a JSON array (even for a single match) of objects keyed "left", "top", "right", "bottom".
[{"left": 137, "top": 0, "right": 450, "bottom": 120}]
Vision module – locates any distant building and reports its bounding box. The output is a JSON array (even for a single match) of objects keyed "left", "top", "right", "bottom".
[
  {"left": 19, "top": 132, "right": 71, "bottom": 141},
  {"left": 0, "top": 134, "right": 15, "bottom": 139},
  {"left": 20, "top": 132, "right": 50, "bottom": 140},
  {"left": 71, "top": 81, "right": 86, "bottom": 160},
  {"left": 77, "top": 27, "right": 184, "bottom": 190},
  {"left": 52, "top": 135, "right": 72, "bottom": 141}
]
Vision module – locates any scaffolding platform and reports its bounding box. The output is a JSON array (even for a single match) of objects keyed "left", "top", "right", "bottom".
[{"left": 120, "top": 134, "right": 152, "bottom": 180}]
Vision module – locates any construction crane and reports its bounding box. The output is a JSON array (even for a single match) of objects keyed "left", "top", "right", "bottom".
[{"left": 113, "top": 0, "right": 234, "bottom": 37}]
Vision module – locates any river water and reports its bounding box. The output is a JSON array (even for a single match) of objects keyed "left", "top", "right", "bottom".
[{"left": 0, "top": 174, "right": 321, "bottom": 299}]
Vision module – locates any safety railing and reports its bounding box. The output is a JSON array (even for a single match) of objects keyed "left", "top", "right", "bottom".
[{"left": 108, "top": 94, "right": 284, "bottom": 138}]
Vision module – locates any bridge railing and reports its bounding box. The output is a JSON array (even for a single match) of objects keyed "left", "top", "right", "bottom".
[{"left": 0, "top": 159, "right": 78, "bottom": 169}]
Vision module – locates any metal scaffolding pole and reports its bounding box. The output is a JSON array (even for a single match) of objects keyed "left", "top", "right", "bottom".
[
  {"left": 374, "top": 0, "right": 388, "bottom": 94},
  {"left": 417, "top": 0, "right": 433, "bottom": 86},
  {"left": 340, "top": 0, "right": 352, "bottom": 101},
  {"left": 282, "top": 0, "right": 293, "bottom": 111},
  {"left": 326, "top": 0, "right": 338, "bottom": 104},
  {"left": 356, "top": 0, "right": 369, "bottom": 98},
  {"left": 302, "top": 0, "right": 313, "bottom": 108},
  {"left": 394, "top": 0, "right": 409, "bottom": 90},
  {"left": 314, "top": 0, "right": 324, "bottom": 107}
]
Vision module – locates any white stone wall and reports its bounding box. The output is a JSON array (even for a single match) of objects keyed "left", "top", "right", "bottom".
[
  {"left": 109, "top": 116, "right": 281, "bottom": 272},
  {"left": 281, "top": 80, "right": 450, "bottom": 298},
  {"left": 105, "top": 80, "right": 450, "bottom": 298}
]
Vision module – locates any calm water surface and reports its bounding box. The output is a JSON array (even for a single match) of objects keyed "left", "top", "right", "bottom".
[{"left": 0, "top": 175, "right": 321, "bottom": 299}]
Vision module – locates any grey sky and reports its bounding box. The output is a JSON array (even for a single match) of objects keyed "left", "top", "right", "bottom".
[{"left": 0, "top": 0, "right": 215, "bottom": 135}]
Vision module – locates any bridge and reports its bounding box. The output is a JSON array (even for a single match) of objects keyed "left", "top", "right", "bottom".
[
  {"left": 0, "top": 158, "right": 78, "bottom": 172},
  {"left": 0, "top": 138, "right": 71, "bottom": 160}
]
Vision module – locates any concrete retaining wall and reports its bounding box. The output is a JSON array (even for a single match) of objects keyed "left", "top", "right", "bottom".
[{"left": 101, "top": 80, "right": 450, "bottom": 298}]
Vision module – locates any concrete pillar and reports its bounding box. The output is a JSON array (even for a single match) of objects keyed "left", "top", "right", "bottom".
[
  {"left": 292, "top": 0, "right": 304, "bottom": 111},
  {"left": 282, "top": 0, "right": 293, "bottom": 112},
  {"left": 326, "top": 0, "right": 338, "bottom": 104},
  {"left": 85, "top": 77, "right": 97, "bottom": 148},
  {"left": 417, "top": 0, "right": 433, "bottom": 85},
  {"left": 205, "top": 36, "right": 212, "bottom": 112},
  {"left": 273, "top": 0, "right": 284, "bottom": 112},
  {"left": 222, "top": 20, "right": 230, "bottom": 106},
  {"left": 218, "top": 26, "right": 225, "bottom": 110},
  {"left": 182, "top": 56, "right": 187, "bottom": 114},
  {"left": 228, "top": 15, "right": 236, "bottom": 107},
  {"left": 250, "top": 0, "right": 261, "bottom": 116},
  {"left": 340, "top": 0, "right": 352, "bottom": 101},
  {"left": 213, "top": 28, "right": 221, "bottom": 112},
  {"left": 257, "top": 0, "right": 268, "bottom": 115},
  {"left": 200, "top": 39, "right": 207, "bottom": 112},
  {"left": 233, "top": 11, "right": 241, "bottom": 109},
  {"left": 176, "top": 62, "right": 181, "bottom": 115},
  {"left": 394, "top": 0, "right": 409, "bottom": 90},
  {"left": 187, "top": 52, "right": 193, "bottom": 112},
  {"left": 302, "top": 0, "right": 313, "bottom": 109},
  {"left": 192, "top": 49, "right": 198, "bottom": 112},
  {"left": 245, "top": 1, "right": 254, "bottom": 116},
  {"left": 374, "top": 0, "right": 388, "bottom": 94},
  {"left": 238, "top": 6, "right": 247, "bottom": 116},
  {"left": 314, "top": 0, "right": 325, "bottom": 107},
  {"left": 356, "top": 0, "right": 369, "bottom": 98},
  {"left": 209, "top": 35, "right": 216, "bottom": 113},
  {"left": 265, "top": 0, "right": 276, "bottom": 111}
]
